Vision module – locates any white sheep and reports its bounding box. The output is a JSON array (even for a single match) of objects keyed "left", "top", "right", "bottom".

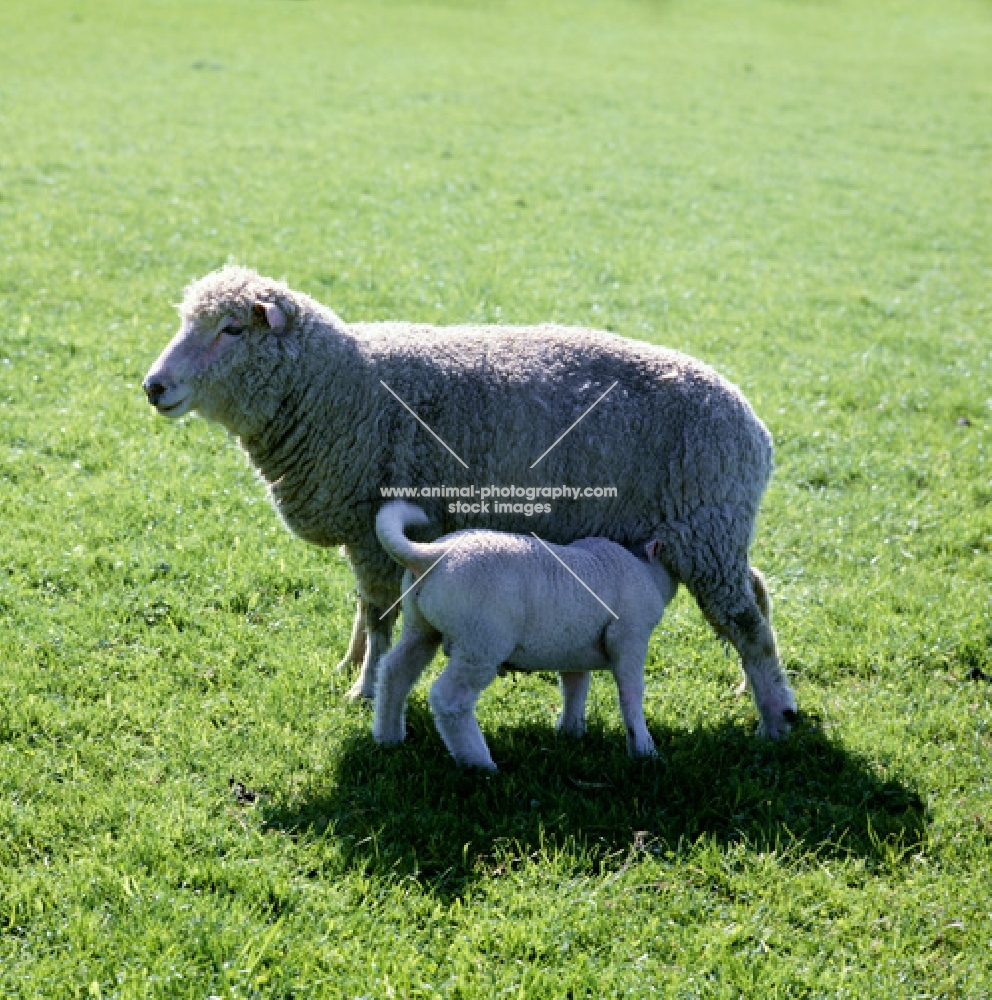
[
  {"left": 373, "top": 500, "right": 677, "bottom": 770},
  {"left": 142, "top": 265, "right": 797, "bottom": 738}
]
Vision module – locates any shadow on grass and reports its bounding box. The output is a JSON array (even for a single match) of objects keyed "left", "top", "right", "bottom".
[{"left": 264, "top": 703, "right": 927, "bottom": 892}]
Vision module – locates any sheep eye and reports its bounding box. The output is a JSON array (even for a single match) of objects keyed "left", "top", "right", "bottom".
[{"left": 224, "top": 324, "right": 246, "bottom": 337}]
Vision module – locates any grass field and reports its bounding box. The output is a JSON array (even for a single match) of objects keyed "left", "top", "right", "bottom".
[{"left": 1, "top": 0, "right": 990, "bottom": 995}]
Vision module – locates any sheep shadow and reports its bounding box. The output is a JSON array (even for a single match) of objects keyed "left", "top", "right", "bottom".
[{"left": 263, "top": 703, "right": 927, "bottom": 895}]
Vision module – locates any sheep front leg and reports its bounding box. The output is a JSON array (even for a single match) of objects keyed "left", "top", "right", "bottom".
[
  {"left": 343, "top": 546, "right": 403, "bottom": 702},
  {"left": 557, "top": 671, "right": 591, "bottom": 738},
  {"left": 347, "top": 604, "right": 397, "bottom": 702},
  {"left": 335, "top": 599, "right": 367, "bottom": 674}
]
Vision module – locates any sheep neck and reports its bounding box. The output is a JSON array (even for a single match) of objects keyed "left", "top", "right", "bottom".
[{"left": 238, "top": 329, "right": 371, "bottom": 547}]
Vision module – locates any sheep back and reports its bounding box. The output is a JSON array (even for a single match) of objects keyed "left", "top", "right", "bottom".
[{"left": 242, "top": 314, "right": 772, "bottom": 596}]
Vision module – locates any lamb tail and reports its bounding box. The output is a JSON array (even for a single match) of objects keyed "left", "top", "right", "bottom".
[{"left": 375, "top": 501, "right": 440, "bottom": 576}]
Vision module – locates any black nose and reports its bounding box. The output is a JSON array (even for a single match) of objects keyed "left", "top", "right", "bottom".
[{"left": 144, "top": 380, "right": 167, "bottom": 405}]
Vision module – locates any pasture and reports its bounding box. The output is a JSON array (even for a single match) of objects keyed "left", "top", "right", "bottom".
[{"left": 0, "top": 0, "right": 990, "bottom": 995}]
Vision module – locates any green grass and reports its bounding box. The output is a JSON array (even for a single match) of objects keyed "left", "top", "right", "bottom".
[{"left": 1, "top": 0, "right": 990, "bottom": 995}]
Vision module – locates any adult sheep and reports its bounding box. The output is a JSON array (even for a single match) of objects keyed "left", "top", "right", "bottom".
[{"left": 142, "top": 265, "right": 797, "bottom": 738}]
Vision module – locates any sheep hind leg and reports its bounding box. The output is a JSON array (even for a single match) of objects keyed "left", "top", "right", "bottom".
[
  {"left": 335, "top": 600, "right": 367, "bottom": 674},
  {"left": 750, "top": 567, "right": 772, "bottom": 623},
  {"left": 347, "top": 604, "right": 398, "bottom": 702},
  {"left": 557, "top": 672, "right": 591, "bottom": 738},
  {"left": 734, "top": 568, "right": 772, "bottom": 697},
  {"left": 606, "top": 636, "right": 656, "bottom": 759},
  {"left": 428, "top": 653, "right": 502, "bottom": 771},
  {"left": 373, "top": 626, "right": 440, "bottom": 745},
  {"left": 694, "top": 568, "right": 796, "bottom": 739}
]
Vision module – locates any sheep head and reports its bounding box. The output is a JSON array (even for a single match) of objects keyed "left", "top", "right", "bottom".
[{"left": 143, "top": 265, "right": 295, "bottom": 435}]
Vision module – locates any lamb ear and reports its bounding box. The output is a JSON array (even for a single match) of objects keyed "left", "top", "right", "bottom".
[
  {"left": 253, "top": 300, "right": 287, "bottom": 333},
  {"left": 644, "top": 539, "right": 663, "bottom": 562}
]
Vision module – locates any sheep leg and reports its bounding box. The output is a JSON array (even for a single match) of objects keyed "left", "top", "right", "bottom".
[
  {"left": 428, "top": 652, "right": 501, "bottom": 771},
  {"left": 557, "top": 671, "right": 591, "bottom": 738},
  {"left": 733, "top": 569, "right": 772, "bottom": 696},
  {"left": 335, "top": 599, "right": 367, "bottom": 673},
  {"left": 343, "top": 545, "right": 404, "bottom": 701},
  {"left": 606, "top": 636, "right": 656, "bottom": 758},
  {"left": 347, "top": 604, "right": 397, "bottom": 702},
  {"left": 750, "top": 567, "right": 773, "bottom": 623},
  {"left": 695, "top": 567, "right": 796, "bottom": 739},
  {"left": 373, "top": 625, "right": 440, "bottom": 745}
]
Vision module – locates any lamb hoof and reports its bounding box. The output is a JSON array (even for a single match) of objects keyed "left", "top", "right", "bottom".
[
  {"left": 626, "top": 731, "right": 658, "bottom": 759},
  {"left": 373, "top": 728, "right": 405, "bottom": 746},
  {"left": 453, "top": 756, "right": 498, "bottom": 773},
  {"left": 555, "top": 719, "right": 586, "bottom": 739},
  {"left": 759, "top": 708, "right": 797, "bottom": 741}
]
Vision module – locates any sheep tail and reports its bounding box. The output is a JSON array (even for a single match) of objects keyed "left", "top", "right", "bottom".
[{"left": 375, "top": 501, "right": 439, "bottom": 577}]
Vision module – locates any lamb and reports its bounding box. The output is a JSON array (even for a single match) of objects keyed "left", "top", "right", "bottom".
[
  {"left": 142, "top": 265, "right": 797, "bottom": 739},
  {"left": 372, "top": 501, "right": 677, "bottom": 770}
]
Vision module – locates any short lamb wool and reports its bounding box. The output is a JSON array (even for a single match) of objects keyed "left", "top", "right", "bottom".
[{"left": 373, "top": 501, "right": 677, "bottom": 771}]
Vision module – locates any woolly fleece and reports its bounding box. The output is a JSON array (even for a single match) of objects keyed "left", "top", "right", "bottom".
[{"left": 143, "top": 265, "right": 797, "bottom": 737}]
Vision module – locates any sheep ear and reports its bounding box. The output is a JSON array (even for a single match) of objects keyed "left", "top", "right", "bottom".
[
  {"left": 644, "top": 539, "right": 663, "bottom": 562},
  {"left": 253, "top": 300, "right": 287, "bottom": 333}
]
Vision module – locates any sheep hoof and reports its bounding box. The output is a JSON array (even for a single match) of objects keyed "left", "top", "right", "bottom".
[{"left": 346, "top": 680, "right": 375, "bottom": 702}]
